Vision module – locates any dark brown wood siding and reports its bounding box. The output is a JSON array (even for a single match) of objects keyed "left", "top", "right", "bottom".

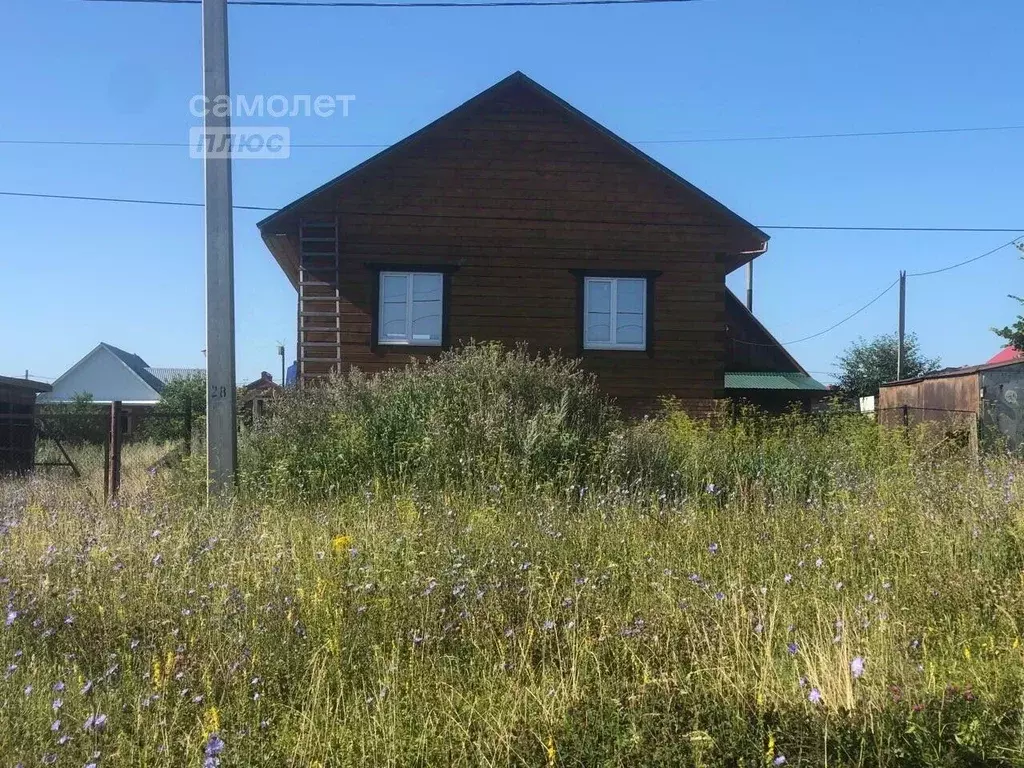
[
  {"left": 286, "top": 80, "right": 764, "bottom": 412},
  {"left": 724, "top": 292, "right": 802, "bottom": 374}
]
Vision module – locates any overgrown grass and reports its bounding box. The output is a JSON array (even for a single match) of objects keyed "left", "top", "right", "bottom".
[{"left": 3, "top": 345, "right": 1024, "bottom": 766}]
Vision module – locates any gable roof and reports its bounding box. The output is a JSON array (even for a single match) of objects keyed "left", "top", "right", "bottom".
[
  {"left": 987, "top": 346, "right": 1022, "bottom": 365},
  {"left": 43, "top": 343, "right": 202, "bottom": 404},
  {"left": 98, "top": 343, "right": 167, "bottom": 394},
  {"left": 259, "top": 72, "right": 768, "bottom": 278}
]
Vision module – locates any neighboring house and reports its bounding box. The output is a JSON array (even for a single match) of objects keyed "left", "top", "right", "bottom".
[
  {"left": 878, "top": 358, "right": 1024, "bottom": 452},
  {"left": 40, "top": 343, "right": 204, "bottom": 433},
  {"left": 0, "top": 375, "right": 52, "bottom": 473},
  {"left": 987, "top": 346, "right": 1022, "bottom": 365},
  {"left": 240, "top": 371, "right": 282, "bottom": 427},
  {"left": 258, "top": 72, "right": 823, "bottom": 413}
]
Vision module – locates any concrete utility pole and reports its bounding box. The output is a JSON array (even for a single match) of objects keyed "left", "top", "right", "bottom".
[
  {"left": 203, "top": 0, "right": 237, "bottom": 496},
  {"left": 278, "top": 343, "right": 286, "bottom": 386},
  {"left": 897, "top": 270, "right": 906, "bottom": 381}
]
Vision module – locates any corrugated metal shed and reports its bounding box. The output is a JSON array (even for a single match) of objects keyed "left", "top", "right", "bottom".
[{"left": 725, "top": 372, "right": 827, "bottom": 391}]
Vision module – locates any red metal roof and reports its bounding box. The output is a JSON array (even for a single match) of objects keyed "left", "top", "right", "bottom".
[{"left": 987, "top": 346, "right": 1022, "bottom": 365}]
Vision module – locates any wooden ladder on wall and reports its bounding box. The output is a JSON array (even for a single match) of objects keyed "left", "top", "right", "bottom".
[{"left": 298, "top": 217, "right": 342, "bottom": 384}]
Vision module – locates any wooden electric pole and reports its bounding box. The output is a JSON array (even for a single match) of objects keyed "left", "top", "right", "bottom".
[
  {"left": 203, "top": 0, "right": 237, "bottom": 496},
  {"left": 896, "top": 270, "right": 906, "bottom": 381}
]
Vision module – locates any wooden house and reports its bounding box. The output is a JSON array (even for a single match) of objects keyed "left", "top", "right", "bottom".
[{"left": 258, "top": 72, "right": 822, "bottom": 413}]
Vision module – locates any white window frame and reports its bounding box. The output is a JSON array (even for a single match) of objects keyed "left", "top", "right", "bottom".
[
  {"left": 583, "top": 276, "right": 647, "bottom": 351},
  {"left": 377, "top": 271, "right": 444, "bottom": 346}
]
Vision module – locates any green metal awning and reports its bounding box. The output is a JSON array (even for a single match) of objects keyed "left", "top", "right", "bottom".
[{"left": 725, "top": 372, "right": 828, "bottom": 391}]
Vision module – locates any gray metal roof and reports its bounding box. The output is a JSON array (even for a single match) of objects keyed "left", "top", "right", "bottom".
[{"left": 146, "top": 367, "right": 206, "bottom": 385}]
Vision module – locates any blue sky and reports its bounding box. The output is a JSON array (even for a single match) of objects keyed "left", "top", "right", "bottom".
[{"left": 2, "top": 0, "right": 1022, "bottom": 386}]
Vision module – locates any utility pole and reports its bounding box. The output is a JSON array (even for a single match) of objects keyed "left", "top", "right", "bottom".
[
  {"left": 745, "top": 261, "right": 754, "bottom": 312},
  {"left": 203, "top": 0, "right": 237, "bottom": 496},
  {"left": 897, "top": 270, "right": 906, "bottom": 381},
  {"left": 277, "top": 343, "right": 286, "bottom": 386}
]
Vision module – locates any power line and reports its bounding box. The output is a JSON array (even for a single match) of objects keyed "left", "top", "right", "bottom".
[
  {"left": 0, "top": 190, "right": 274, "bottom": 212},
  {"left": 83, "top": 0, "right": 706, "bottom": 8},
  {"left": 781, "top": 279, "right": 900, "bottom": 345},
  {"left": 728, "top": 279, "right": 899, "bottom": 348},
  {"left": 4, "top": 190, "right": 1024, "bottom": 234},
  {"left": 906, "top": 237, "right": 1023, "bottom": 277},
  {"left": 5, "top": 123, "right": 1024, "bottom": 150}
]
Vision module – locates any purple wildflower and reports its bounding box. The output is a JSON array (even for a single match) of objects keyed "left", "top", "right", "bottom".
[
  {"left": 83, "top": 713, "right": 107, "bottom": 732},
  {"left": 783, "top": 573, "right": 793, "bottom": 584},
  {"left": 205, "top": 734, "right": 225, "bottom": 756},
  {"left": 786, "top": 642, "right": 799, "bottom": 656},
  {"left": 42, "top": 755, "right": 57, "bottom": 765},
  {"left": 541, "top": 620, "right": 555, "bottom": 632},
  {"left": 808, "top": 687, "right": 822, "bottom": 704},
  {"left": 714, "top": 591, "right": 726, "bottom": 601},
  {"left": 708, "top": 542, "right": 719, "bottom": 555},
  {"left": 53, "top": 681, "right": 65, "bottom": 692},
  {"left": 774, "top": 757, "right": 787, "bottom": 766},
  {"left": 851, "top": 655, "right": 865, "bottom": 679},
  {"left": 5, "top": 610, "right": 16, "bottom": 627},
  {"left": 51, "top": 719, "right": 61, "bottom": 731}
]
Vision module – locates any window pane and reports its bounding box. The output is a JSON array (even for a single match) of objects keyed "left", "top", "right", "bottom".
[
  {"left": 411, "top": 273, "right": 442, "bottom": 342},
  {"left": 381, "top": 274, "right": 407, "bottom": 303},
  {"left": 616, "top": 279, "right": 645, "bottom": 315},
  {"left": 411, "top": 300, "right": 441, "bottom": 341},
  {"left": 616, "top": 313, "right": 644, "bottom": 345},
  {"left": 380, "top": 274, "right": 408, "bottom": 341},
  {"left": 381, "top": 300, "right": 407, "bottom": 339},
  {"left": 587, "top": 312, "right": 611, "bottom": 343},
  {"left": 586, "top": 279, "right": 611, "bottom": 314},
  {"left": 412, "top": 273, "right": 442, "bottom": 303}
]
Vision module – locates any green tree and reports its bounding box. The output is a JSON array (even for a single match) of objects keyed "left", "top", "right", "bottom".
[
  {"left": 835, "top": 333, "right": 940, "bottom": 398},
  {"left": 138, "top": 373, "right": 207, "bottom": 443},
  {"left": 993, "top": 243, "right": 1024, "bottom": 351}
]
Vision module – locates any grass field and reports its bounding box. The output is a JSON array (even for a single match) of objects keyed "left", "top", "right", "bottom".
[{"left": 3, "top": 347, "right": 1024, "bottom": 766}]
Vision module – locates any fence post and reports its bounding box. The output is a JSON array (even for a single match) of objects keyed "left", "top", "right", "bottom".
[
  {"left": 108, "top": 401, "right": 122, "bottom": 501},
  {"left": 184, "top": 394, "right": 193, "bottom": 456},
  {"left": 102, "top": 432, "right": 111, "bottom": 503},
  {"left": 901, "top": 404, "right": 909, "bottom": 429}
]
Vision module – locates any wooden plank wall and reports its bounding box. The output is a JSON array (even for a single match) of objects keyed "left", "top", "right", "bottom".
[{"left": 295, "top": 82, "right": 761, "bottom": 412}]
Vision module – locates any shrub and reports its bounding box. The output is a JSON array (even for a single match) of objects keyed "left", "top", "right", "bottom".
[{"left": 238, "top": 342, "right": 620, "bottom": 499}]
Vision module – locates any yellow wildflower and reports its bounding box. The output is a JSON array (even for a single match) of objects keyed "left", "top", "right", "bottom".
[
  {"left": 546, "top": 735, "right": 557, "bottom": 767},
  {"left": 331, "top": 534, "right": 353, "bottom": 554},
  {"left": 963, "top": 645, "right": 972, "bottom": 661},
  {"left": 204, "top": 706, "right": 221, "bottom": 736},
  {"left": 1013, "top": 636, "right": 1020, "bottom": 649}
]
